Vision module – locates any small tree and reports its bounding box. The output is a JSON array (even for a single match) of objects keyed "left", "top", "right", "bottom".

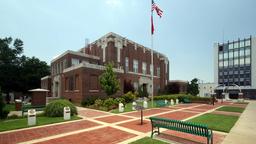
[
  {"left": 137, "top": 85, "right": 149, "bottom": 98},
  {"left": 187, "top": 78, "right": 199, "bottom": 96},
  {"left": 99, "top": 63, "right": 120, "bottom": 96}
]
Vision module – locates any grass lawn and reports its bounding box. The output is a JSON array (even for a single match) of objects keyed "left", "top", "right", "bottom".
[
  {"left": 129, "top": 137, "right": 169, "bottom": 144},
  {"left": 4, "top": 104, "right": 15, "bottom": 111},
  {"left": 0, "top": 115, "right": 81, "bottom": 132},
  {"left": 111, "top": 101, "right": 159, "bottom": 113},
  {"left": 217, "top": 106, "right": 245, "bottom": 113},
  {"left": 187, "top": 113, "right": 239, "bottom": 132}
]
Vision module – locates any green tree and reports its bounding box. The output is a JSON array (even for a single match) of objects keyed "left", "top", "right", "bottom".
[
  {"left": 0, "top": 37, "right": 50, "bottom": 102},
  {"left": 20, "top": 56, "right": 50, "bottom": 92},
  {"left": 99, "top": 63, "right": 120, "bottom": 96},
  {"left": 187, "top": 78, "right": 199, "bottom": 96},
  {"left": 137, "top": 85, "right": 149, "bottom": 98},
  {"left": 0, "top": 37, "right": 23, "bottom": 103}
]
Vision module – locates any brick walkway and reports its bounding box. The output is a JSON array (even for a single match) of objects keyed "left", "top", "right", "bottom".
[{"left": 0, "top": 102, "right": 239, "bottom": 144}]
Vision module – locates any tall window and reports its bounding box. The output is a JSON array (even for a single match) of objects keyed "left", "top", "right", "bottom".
[
  {"left": 234, "top": 42, "right": 239, "bottom": 49},
  {"left": 240, "top": 58, "right": 244, "bottom": 65},
  {"left": 142, "top": 62, "right": 147, "bottom": 74},
  {"left": 224, "top": 53, "right": 228, "bottom": 59},
  {"left": 245, "top": 49, "right": 250, "bottom": 56},
  {"left": 125, "top": 57, "right": 129, "bottom": 72},
  {"left": 245, "top": 57, "right": 250, "bottom": 65},
  {"left": 133, "top": 82, "right": 138, "bottom": 90},
  {"left": 229, "top": 51, "right": 233, "bottom": 58},
  {"left": 150, "top": 64, "right": 153, "bottom": 75},
  {"left": 234, "top": 51, "right": 239, "bottom": 57},
  {"left": 157, "top": 67, "right": 160, "bottom": 77},
  {"left": 245, "top": 39, "right": 251, "bottom": 46},
  {"left": 71, "top": 58, "right": 79, "bottom": 66},
  {"left": 234, "top": 59, "right": 239, "bottom": 66},
  {"left": 240, "top": 41, "right": 245, "bottom": 47},
  {"left": 228, "top": 43, "right": 234, "bottom": 50},
  {"left": 74, "top": 75, "right": 79, "bottom": 90},
  {"left": 224, "top": 60, "right": 228, "bottom": 67},
  {"left": 69, "top": 76, "right": 74, "bottom": 91},
  {"left": 239, "top": 48, "right": 244, "bottom": 57},
  {"left": 219, "top": 53, "right": 223, "bottom": 60},
  {"left": 133, "top": 59, "right": 138, "bottom": 73}
]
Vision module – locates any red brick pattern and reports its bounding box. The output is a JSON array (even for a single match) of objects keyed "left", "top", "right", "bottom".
[
  {"left": 95, "top": 115, "right": 133, "bottom": 123},
  {"left": 117, "top": 119, "right": 152, "bottom": 133},
  {"left": 155, "top": 111, "right": 198, "bottom": 120},
  {"left": 186, "top": 108, "right": 210, "bottom": 112},
  {"left": 78, "top": 109, "right": 110, "bottom": 118},
  {"left": 36, "top": 127, "right": 137, "bottom": 144},
  {"left": 0, "top": 120, "right": 99, "bottom": 144},
  {"left": 158, "top": 130, "right": 226, "bottom": 144},
  {"left": 124, "top": 108, "right": 171, "bottom": 118},
  {"left": 194, "top": 105, "right": 219, "bottom": 110}
]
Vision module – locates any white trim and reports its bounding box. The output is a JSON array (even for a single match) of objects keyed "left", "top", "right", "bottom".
[
  {"left": 51, "top": 50, "right": 100, "bottom": 63},
  {"left": 63, "top": 62, "right": 124, "bottom": 73},
  {"left": 41, "top": 75, "right": 50, "bottom": 80},
  {"left": 127, "top": 71, "right": 160, "bottom": 78}
]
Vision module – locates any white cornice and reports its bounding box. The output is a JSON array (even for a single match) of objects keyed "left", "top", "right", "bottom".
[
  {"left": 63, "top": 62, "right": 124, "bottom": 73},
  {"left": 51, "top": 50, "right": 100, "bottom": 64}
]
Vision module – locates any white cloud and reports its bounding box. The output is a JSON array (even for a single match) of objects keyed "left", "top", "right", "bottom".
[{"left": 105, "top": 0, "right": 123, "bottom": 8}]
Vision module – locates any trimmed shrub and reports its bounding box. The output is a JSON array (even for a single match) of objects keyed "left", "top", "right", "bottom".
[
  {"left": 103, "top": 98, "right": 118, "bottom": 110},
  {"left": 153, "top": 94, "right": 211, "bottom": 104},
  {"left": 115, "top": 97, "right": 125, "bottom": 104},
  {"left": 81, "top": 96, "right": 98, "bottom": 106},
  {"left": 94, "top": 99, "right": 104, "bottom": 107},
  {"left": 121, "top": 91, "right": 136, "bottom": 103},
  {"left": 45, "top": 99, "right": 77, "bottom": 117}
]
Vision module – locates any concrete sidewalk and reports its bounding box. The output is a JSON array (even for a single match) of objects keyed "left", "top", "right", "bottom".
[{"left": 222, "top": 101, "right": 256, "bottom": 144}]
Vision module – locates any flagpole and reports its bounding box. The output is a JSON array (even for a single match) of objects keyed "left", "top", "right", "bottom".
[{"left": 151, "top": 1, "right": 154, "bottom": 108}]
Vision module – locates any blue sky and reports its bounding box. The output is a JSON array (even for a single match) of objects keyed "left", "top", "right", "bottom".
[{"left": 0, "top": 0, "right": 256, "bottom": 82}]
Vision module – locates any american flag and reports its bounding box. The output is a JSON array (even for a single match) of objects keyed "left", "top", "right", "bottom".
[
  {"left": 152, "top": 0, "right": 163, "bottom": 18},
  {"left": 151, "top": 0, "right": 163, "bottom": 35}
]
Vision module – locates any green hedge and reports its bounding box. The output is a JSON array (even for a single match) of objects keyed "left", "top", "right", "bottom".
[
  {"left": 153, "top": 94, "right": 211, "bottom": 103},
  {"left": 45, "top": 99, "right": 77, "bottom": 117}
]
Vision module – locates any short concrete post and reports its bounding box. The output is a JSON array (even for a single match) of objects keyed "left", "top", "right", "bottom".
[
  {"left": 64, "top": 106, "right": 71, "bottom": 120},
  {"left": 143, "top": 100, "right": 148, "bottom": 108},
  {"left": 132, "top": 101, "right": 137, "bottom": 110},
  {"left": 165, "top": 99, "right": 168, "bottom": 105},
  {"left": 119, "top": 103, "right": 124, "bottom": 112},
  {"left": 28, "top": 109, "right": 36, "bottom": 126},
  {"left": 176, "top": 99, "right": 179, "bottom": 105},
  {"left": 171, "top": 99, "right": 174, "bottom": 105}
]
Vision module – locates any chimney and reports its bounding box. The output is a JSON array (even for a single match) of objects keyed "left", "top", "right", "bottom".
[{"left": 84, "top": 38, "right": 89, "bottom": 53}]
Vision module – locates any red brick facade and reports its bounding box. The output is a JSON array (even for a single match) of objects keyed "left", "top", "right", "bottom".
[{"left": 41, "top": 32, "right": 169, "bottom": 103}]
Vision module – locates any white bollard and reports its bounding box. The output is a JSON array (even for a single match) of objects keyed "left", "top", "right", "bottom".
[
  {"left": 176, "top": 99, "right": 179, "bottom": 105},
  {"left": 165, "top": 99, "right": 168, "bottom": 105},
  {"left": 119, "top": 103, "right": 124, "bottom": 112},
  {"left": 132, "top": 101, "right": 137, "bottom": 110},
  {"left": 28, "top": 109, "right": 36, "bottom": 126},
  {"left": 64, "top": 106, "right": 71, "bottom": 120},
  {"left": 171, "top": 99, "right": 174, "bottom": 105},
  {"left": 143, "top": 100, "right": 148, "bottom": 108}
]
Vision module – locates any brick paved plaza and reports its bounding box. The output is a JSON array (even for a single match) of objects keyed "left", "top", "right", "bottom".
[{"left": 1, "top": 101, "right": 248, "bottom": 144}]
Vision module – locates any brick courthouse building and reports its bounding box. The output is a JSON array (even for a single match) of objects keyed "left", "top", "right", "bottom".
[{"left": 41, "top": 32, "right": 169, "bottom": 103}]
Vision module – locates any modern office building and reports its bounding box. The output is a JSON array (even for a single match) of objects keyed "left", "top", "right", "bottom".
[
  {"left": 214, "top": 36, "right": 256, "bottom": 99},
  {"left": 41, "top": 32, "right": 169, "bottom": 103}
]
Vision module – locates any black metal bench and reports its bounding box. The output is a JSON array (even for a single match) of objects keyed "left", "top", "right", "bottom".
[
  {"left": 155, "top": 100, "right": 168, "bottom": 107},
  {"left": 150, "top": 117, "right": 213, "bottom": 144}
]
